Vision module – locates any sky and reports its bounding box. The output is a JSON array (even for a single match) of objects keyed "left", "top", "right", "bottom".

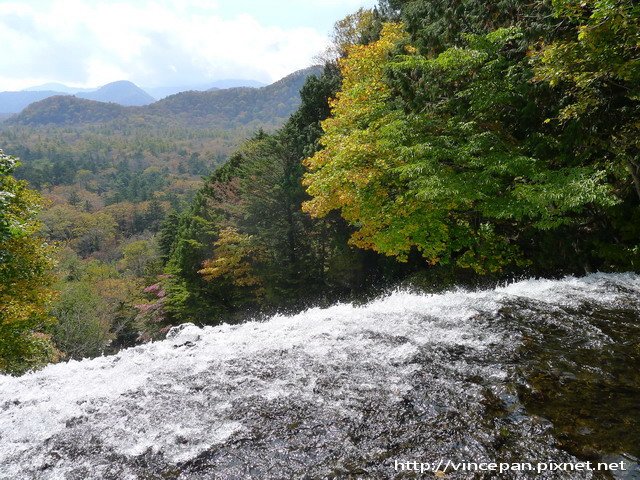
[{"left": 0, "top": 0, "right": 378, "bottom": 91}]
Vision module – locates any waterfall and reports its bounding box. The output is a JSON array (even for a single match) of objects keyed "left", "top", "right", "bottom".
[{"left": 1, "top": 273, "right": 639, "bottom": 479}]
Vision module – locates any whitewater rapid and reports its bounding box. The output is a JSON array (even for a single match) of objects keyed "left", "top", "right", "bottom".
[{"left": 1, "top": 273, "right": 639, "bottom": 479}]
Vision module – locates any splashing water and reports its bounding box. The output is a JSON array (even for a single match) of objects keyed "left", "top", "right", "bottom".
[{"left": 1, "top": 273, "right": 639, "bottom": 479}]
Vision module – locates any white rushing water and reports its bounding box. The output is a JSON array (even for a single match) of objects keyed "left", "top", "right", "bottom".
[{"left": 1, "top": 273, "right": 639, "bottom": 479}]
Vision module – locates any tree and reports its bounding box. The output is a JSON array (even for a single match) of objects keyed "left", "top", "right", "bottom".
[
  {"left": 383, "top": 0, "right": 553, "bottom": 54},
  {"left": 0, "top": 151, "right": 58, "bottom": 374},
  {"left": 530, "top": 0, "right": 640, "bottom": 269},
  {"left": 534, "top": 0, "right": 640, "bottom": 201},
  {"left": 198, "top": 227, "right": 264, "bottom": 297},
  {"left": 162, "top": 64, "right": 378, "bottom": 323},
  {"left": 51, "top": 282, "right": 111, "bottom": 360},
  {"left": 119, "top": 238, "right": 162, "bottom": 277},
  {"left": 51, "top": 257, "right": 143, "bottom": 357},
  {"left": 303, "top": 21, "right": 626, "bottom": 274},
  {"left": 144, "top": 198, "right": 165, "bottom": 232},
  {"left": 72, "top": 211, "right": 118, "bottom": 257},
  {"left": 318, "top": 8, "right": 383, "bottom": 62}
]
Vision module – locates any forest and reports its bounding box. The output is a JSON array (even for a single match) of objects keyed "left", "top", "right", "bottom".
[{"left": 1, "top": 0, "right": 638, "bottom": 374}]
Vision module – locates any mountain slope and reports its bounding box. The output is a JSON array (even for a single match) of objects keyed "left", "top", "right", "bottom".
[
  {"left": 0, "top": 81, "right": 154, "bottom": 114},
  {"left": 145, "top": 79, "right": 266, "bottom": 100},
  {"left": 207, "top": 78, "right": 266, "bottom": 89},
  {"left": 147, "top": 65, "right": 322, "bottom": 126},
  {"left": 15, "top": 96, "right": 128, "bottom": 125}
]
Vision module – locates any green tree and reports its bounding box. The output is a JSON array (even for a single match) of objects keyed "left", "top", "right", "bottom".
[
  {"left": 162, "top": 64, "right": 379, "bottom": 323},
  {"left": 144, "top": 198, "right": 166, "bottom": 232},
  {"left": 51, "top": 282, "right": 111, "bottom": 360},
  {"left": 119, "top": 238, "right": 162, "bottom": 277},
  {"left": 531, "top": 0, "right": 640, "bottom": 269},
  {"left": 51, "top": 256, "right": 143, "bottom": 358},
  {"left": 534, "top": 0, "right": 640, "bottom": 201},
  {"left": 0, "top": 151, "right": 58, "bottom": 374},
  {"left": 383, "top": 0, "right": 553, "bottom": 54},
  {"left": 303, "top": 22, "right": 627, "bottom": 274}
]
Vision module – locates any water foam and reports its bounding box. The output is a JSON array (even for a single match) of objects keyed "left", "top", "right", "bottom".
[{"left": 1, "top": 273, "right": 638, "bottom": 479}]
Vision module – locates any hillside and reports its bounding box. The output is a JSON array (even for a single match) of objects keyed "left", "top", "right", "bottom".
[
  {"left": 14, "top": 96, "right": 128, "bottom": 125},
  {"left": 8, "top": 66, "right": 323, "bottom": 128},
  {"left": 148, "top": 66, "right": 323, "bottom": 126},
  {"left": 145, "top": 79, "right": 266, "bottom": 99}
]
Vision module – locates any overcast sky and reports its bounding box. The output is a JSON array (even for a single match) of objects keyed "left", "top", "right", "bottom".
[{"left": 0, "top": 0, "right": 377, "bottom": 91}]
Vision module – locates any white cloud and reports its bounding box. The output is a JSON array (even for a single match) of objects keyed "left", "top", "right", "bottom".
[{"left": 0, "top": 0, "right": 335, "bottom": 90}]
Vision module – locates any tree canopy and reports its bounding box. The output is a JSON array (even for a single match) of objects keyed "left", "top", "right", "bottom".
[
  {"left": 0, "top": 151, "right": 58, "bottom": 374},
  {"left": 303, "top": 2, "right": 640, "bottom": 274}
]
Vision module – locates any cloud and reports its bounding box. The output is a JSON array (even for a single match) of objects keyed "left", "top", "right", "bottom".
[{"left": 0, "top": 0, "right": 341, "bottom": 90}]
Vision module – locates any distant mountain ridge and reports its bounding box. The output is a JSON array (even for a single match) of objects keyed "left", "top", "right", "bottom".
[
  {"left": 9, "top": 66, "right": 323, "bottom": 128},
  {"left": 145, "top": 79, "right": 267, "bottom": 100},
  {"left": 23, "top": 83, "right": 94, "bottom": 94},
  {"left": 0, "top": 81, "right": 155, "bottom": 113},
  {"left": 1, "top": 78, "right": 272, "bottom": 114}
]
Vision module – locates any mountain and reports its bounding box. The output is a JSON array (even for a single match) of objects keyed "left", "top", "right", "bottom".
[
  {"left": 208, "top": 79, "right": 267, "bottom": 89},
  {"left": 23, "top": 83, "right": 94, "bottom": 94},
  {"left": 15, "top": 96, "right": 127, "bottom": 125},
  {"left": 0, "top": 81, "right": 154, "bottom": 114},
  {"left": 9, "top": 66, "right": 323, "bottom": 127},
  {"left": 144, "top": 85, "right": 212, "bottom": 99},
  {"left": 0, "top": 91, "right": 63, "bottom": 114},
  {"left": 3, "top": 79, "right": 269, "bottom": 113},
  {"left": 76, "top": 81, "right": 155, "bottom": 106},
  {"left": 144, "top": 79, "right": 267, "bottom": 100},
  {"left": 147, "top": 66, "right": 323, "bottom": 127}
]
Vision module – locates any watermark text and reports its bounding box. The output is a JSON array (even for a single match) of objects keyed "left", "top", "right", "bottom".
[{"left": 393, "top": 459, "right": 627, "bottom": 475}]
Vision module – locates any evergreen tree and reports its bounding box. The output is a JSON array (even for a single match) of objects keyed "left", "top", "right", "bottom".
[{"left": 143, "top": 198, "right": 165, "bottom": 232}]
